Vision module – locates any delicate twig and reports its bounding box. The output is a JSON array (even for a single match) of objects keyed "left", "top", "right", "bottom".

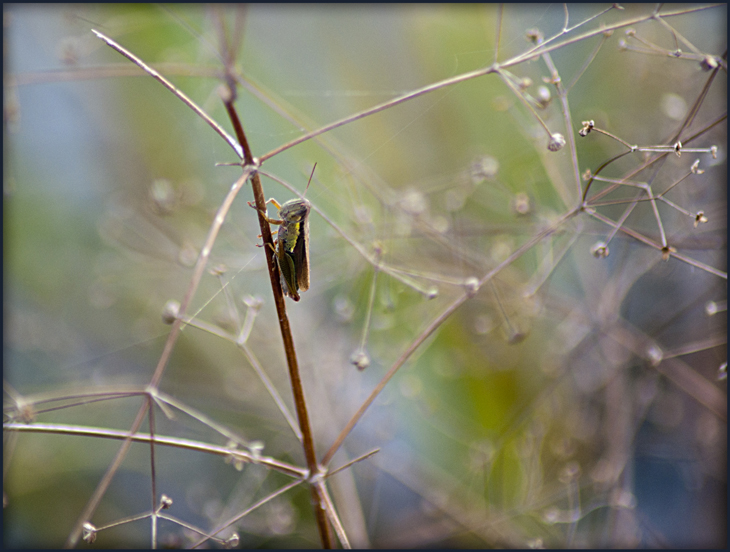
[
  {"left": 258, "top": 65, "right": 496, "bottom": 162},
  {"left": 316, "top": 479, "right": 350, "bottom": 549},
  {"left": 3, "top": 422, "right": 307, "bottom": 478},
  {"left": 587, "top": 210, "right": 727, "bottom": 279},
  {"left": 537, "top": 34, "right": 583, "bottom": 201},
  {"left": 652, "top": 13, "right": 706, "bottom": 56},
  {"left": 174, "top": 308, "right": 303, "bottom": 440},
  {"left": 148, "top": 397, "right": 159, "bottom": 549},
  {"left": 91, "top": 30, "right": 242, "bottom": 158},
  {"left": 494, "top": 5, "right": 503, "bottom": 63},
  {"left": 189, "top": 478, "right": 304, "bottom": 548},
  {"left": 256, "top": 169, "right": 442, "bottom": 294},
  {"left": 582, "top": 109, "right": 726, "bottom": 206},
  {"left": 565, "top": 30, "right": 611, "bottom": 92},
  {"left": 12, "top": 63, "right": 224, "bottom": 86},
  {"left": 670, "top": 58, "right": 723, "bottom": 142},
  {"left": 66, "top": 35, "right": 255, "bottom": 539},
  {"left": 326, "top": 448, "right": 381, "bottom": 479},
  {"left": 220, "top": 49, "right": 333, "bottom": 547},
  {"left": 524, "top": 229, "right": 582, "bottom": 297},
  {"left": 152, "top": 390, "right": 270, "bottom": 448},
  {"left": 322, "top": 208, "right": 580, "bottom": 466}
]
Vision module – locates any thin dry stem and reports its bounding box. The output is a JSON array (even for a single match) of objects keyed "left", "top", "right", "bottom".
[
  {"left": 68, "top": 33, "right": 256, "bottom": 546},
  {"left": 322, "top": 208, "right": 580, "bottom": 466},
  {"left": 4, "top": 421, "right": 307, "bottom": 477},
  {"left": 91, "top": 30, "right": 242, "bottom": 158},
  {"left": 221, "top": 69, "right": 333, "bottom": 547},
  {"left": 189, "top": 479, "right": 304, "bottom": 548}
]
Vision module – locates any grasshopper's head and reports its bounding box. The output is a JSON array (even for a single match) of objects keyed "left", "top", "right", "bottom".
[{"left": 278, "top": 198, "right": 311, "bottom": 222}]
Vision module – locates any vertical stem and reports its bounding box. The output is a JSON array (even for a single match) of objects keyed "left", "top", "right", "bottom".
[
  {"left": 148, "top": 397, "right": 158, "bottom": 549},
  {"left": 223, "top": 93, "right": 332, "bottom": 548}
]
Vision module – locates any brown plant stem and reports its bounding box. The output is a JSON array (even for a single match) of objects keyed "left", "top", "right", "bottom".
[{"left": 222, "top": 89, "right": 333, "bottom": 548}]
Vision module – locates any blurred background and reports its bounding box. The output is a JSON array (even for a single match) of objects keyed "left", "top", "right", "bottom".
[{"left": 4, "top": 4, "right": 726, "bottom": 548}]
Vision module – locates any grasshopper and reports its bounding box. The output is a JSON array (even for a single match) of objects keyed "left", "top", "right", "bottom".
[{"left": 251, "top": 165, "right": 315, "bottom": 301}]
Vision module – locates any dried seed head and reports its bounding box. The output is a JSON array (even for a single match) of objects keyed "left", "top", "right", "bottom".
[
  {"left": 82, "top": 522, "right": 98, "bottom": 544},
  {"left": 243, "top": 295, "right": 264, "bottom": 311},
  {"left": 224, "top": 533, "right": 240, "bottom": 549},
  {"left": 646, "top": 345, "right": 663, "bottom": 367},
  {"left": 350, "top": 350, "right": 371, "bottom": 371},
  {"left": 542, "top": 71, "right": 561, "bottom": 85},
  {"left": 161, "top": 300, "right": 180, "bottom": 324},
  {"left": 248, "top": 441, "right": 265, "bottom": 462},
  {"left": 463, "top": 277, "right": 480, "bottom": 297},
  {"left": 700, "top": 55, "right": 719, "bottom": 71},
  {"left": 661, "top": 245, "right": 676, "bottom": 261},
  {"left": 224, "top": 441, "right": 246, "bottom": 471},
  {"left": 547, "top": 133, "right": 566, "bottom": 152},
  {"left": 579, "top": 120, "right": 594, "bottom": 137},
  {"left": 14, "top": 398, "right": 36, "bottom": 423},
  {"left": 526, "top": 28, "right": 543, "bottom": 43},
  {"left": 591, "top": 241, "right": 610, "bottom": 258}
]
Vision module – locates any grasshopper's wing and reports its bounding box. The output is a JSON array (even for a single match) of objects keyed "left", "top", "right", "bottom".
[
  {"left": 295, "top": 217, "right": 310, "bottom": 292},
  {"left": 279, "top": 248, "right": 300, "bottom": 300}
]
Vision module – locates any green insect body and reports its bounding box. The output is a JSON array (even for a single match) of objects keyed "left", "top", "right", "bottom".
[
  {"left": 251, "top": 164, "right": 316, "bottom": 302},
  {"left": 274, "top": 198, "right": 311, "bottom": 301}
]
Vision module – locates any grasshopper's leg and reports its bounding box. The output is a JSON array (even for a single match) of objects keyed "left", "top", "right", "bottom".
[
  {"left": 253, "top": 238, "right": 279, "bottom": 251},
  {"left": 247, "top": 198, "right": 284, "bottom": 225}
]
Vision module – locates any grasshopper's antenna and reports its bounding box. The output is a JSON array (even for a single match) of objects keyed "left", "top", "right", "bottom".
[{"left": 304, "top": 163, "right": 317, "bottom": 196}]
